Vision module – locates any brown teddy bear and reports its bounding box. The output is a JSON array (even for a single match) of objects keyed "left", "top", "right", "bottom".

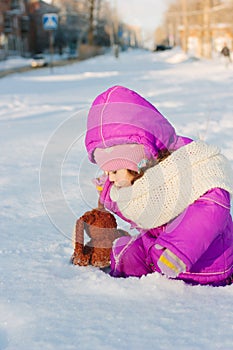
[{"left": 71, "top": 208, "right": 130, "bottom": 268}]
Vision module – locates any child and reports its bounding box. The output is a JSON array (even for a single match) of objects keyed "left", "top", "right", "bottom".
[{"left": 85, "top": 85, "right": 233, "bottom": 286}]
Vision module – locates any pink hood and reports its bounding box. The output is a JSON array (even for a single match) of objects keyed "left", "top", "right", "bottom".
[{"left": 85, "top": 85, "right": 186, "bottom": 163}]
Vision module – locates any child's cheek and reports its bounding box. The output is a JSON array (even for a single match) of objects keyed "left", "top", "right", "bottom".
[{"left": 117, "top": 179, "right": 131, "bottom": 187}]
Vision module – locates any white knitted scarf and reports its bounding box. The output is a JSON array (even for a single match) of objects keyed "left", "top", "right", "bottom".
[{"left": 110, "top": 141, "right": 233, "bottom": 229}]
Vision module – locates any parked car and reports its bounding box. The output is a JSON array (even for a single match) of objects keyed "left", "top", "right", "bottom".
[
  {"left": 31, "top": 54, "right": 48, "bottom": 68},
  {"left": 154, "top": 45, "right": 173, "bottom": 52}
]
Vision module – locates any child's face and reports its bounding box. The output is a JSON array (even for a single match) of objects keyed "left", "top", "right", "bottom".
[{"left": 106, "top": 169, "right": 134, "bottom": 188}]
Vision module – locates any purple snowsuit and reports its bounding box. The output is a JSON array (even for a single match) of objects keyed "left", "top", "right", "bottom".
[{"left": 85, "top": 85, "right": 233, "bottom": 286}]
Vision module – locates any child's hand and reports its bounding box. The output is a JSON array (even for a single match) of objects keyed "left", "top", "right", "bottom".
[{"left": 156, "top": 246, "right": 186, "bottom": 278}]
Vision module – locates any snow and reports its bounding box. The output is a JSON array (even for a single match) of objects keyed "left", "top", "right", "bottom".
[
  {"left": 0, "top": 54, "right": 71, "bottom": 72},
  {"left": 0, "top": 48, "right": 233, "bottom": 350},
  {"left": 0, "top": 56, "right": 32, "bottom": 70}
]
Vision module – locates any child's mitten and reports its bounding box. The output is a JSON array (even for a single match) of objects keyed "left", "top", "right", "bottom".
[{"left": 157, "top": 246, "right": 186, "bottom": 278}]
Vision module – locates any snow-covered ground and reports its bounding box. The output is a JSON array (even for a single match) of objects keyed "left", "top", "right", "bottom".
[
  {"left": 0, "top": 48, "right": 233, "bottom": 350},
  {"left": 0, "top": 56, "right": 32, "bottom": 70},
  {"left": 0, "top": 53, "right": 75, "bottom": 76}
]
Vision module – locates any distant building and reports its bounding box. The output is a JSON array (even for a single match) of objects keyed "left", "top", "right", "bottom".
[
  {"left": 0, "top": 0, "right": 30, "bottom": 58},
  {"left": 161, "top": 1, "right": 233, "bottom": 59},
  {"left": 28, "top": 0, "right": 59, "bottom": 54},
  {"left": 0, "top": 0, "right": 60, "bottom": 59},
  {"left": 0, "top": 0, "right": 10, "bottom": 59},
  {"left": 179, "top": 23, "right": 233, "bottom": 58}
]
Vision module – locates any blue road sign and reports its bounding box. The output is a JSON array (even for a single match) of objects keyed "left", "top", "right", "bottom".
[{"left": 43, "top": 13, "right": 58, "bottom": 30}]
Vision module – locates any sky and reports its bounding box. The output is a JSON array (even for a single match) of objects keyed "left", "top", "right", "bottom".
[
  {"left": 116, "top": 0, "right": 170, "bottom": 34},
  {"left": 44, "top": 0, "right": 171, "bottom": 36}
]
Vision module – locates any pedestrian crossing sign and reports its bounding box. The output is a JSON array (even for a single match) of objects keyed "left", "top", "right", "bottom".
[{"left": 43, "top": 13, "right": 58, "bottom": 30}]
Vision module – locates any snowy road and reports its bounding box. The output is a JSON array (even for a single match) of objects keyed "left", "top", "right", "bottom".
[{"left": 0, "top": 49, "right": 233, "bottom": 350}]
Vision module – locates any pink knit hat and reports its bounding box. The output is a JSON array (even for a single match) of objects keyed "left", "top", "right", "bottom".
[{"left": 94, "top": 144, "right": 148, "bottom": 172}]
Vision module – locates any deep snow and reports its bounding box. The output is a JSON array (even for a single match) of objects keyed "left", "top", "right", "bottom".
[{"left": 0, "top": 48, "right": 233, "bottom": 350}]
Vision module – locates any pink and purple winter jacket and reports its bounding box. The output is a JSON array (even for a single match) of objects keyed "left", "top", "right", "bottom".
[{"left": 85, "top": 85, "right": 233, "bottom": 286}]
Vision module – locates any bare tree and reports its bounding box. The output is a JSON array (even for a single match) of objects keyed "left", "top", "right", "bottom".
[{"left": 87, "top": 0, "right": 95, "bottom": 45}]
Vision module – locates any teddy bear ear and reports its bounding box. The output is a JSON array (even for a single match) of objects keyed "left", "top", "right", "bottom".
[{"left": 82, "top": 210, "right": 96, "bottom": 225}]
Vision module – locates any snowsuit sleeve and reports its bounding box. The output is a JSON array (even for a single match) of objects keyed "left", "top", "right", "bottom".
[{"left": 154, "top": 188, "right": 231, "bottom": 270}]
